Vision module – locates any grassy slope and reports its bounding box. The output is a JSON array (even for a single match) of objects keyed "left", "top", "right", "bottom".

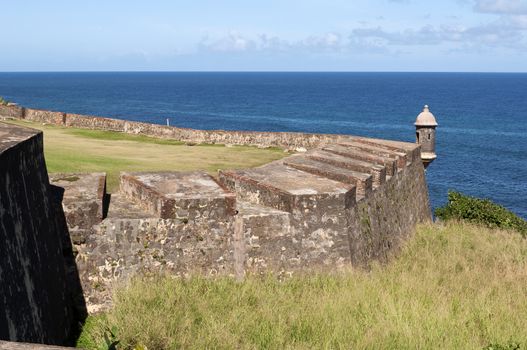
[
  {"left": 4, "top": 120, "right": 287, "bottom": 191},
  {"left": 78, "top": 222, "right": 527, "bottom": 349}
]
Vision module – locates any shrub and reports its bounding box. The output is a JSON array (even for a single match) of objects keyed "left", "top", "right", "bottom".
[
  {"left": 483, "top": 342, "right": 521, "bottom": 350},
  {"left": 435, "top": 191, "right": 527, "bottom": 237},
  {"left": 0, "top": 96, "right": 8, "bottom": 106}
]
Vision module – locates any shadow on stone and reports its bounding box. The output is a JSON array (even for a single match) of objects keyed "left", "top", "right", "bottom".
[{"left": 50, "top": 185, "right": 88, "bottom": 344}]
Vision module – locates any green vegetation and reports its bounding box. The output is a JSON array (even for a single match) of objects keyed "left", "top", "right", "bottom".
[
  {"left": 4, "top": 120, "right": 287, "bottom": 191},
  {"left": 435, "top": 191, "right": 527, "bottom": 237},
  {"left": 0, "top": 96, "right": 9, "bottom": 106},
  {"left": 78, "top": 222, "right": 527, "bottom": 349}
]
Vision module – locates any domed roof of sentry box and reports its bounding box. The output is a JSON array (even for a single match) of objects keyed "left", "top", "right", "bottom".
[{"left": 415, "top": 105, "right": 438, "bottom": 127}]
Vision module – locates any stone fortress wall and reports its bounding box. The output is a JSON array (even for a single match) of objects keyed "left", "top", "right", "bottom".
[
  {"left": 0, "top": 123, "right": 84, "bottom": 347},
  {"left": 0, "top": 103, "right": 432, "bottom": 342}
]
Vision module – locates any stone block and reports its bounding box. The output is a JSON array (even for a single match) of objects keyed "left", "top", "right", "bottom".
[
  {"left": 120, "top": 171, "right": 236, "bottom": 221},
  {"left": 49, "top": 173, "right": 107, "bottom": 244},
  {"left": 219, "top": 162, "right": 355, "bottom": 214}
]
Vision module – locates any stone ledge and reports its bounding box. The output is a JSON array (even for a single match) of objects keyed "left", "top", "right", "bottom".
[
  {"left": 0, "top": 341, "right": 78, "bottom": 350},
  {"left": 0, "top": 122, "right": 41, "bottom": 153}
]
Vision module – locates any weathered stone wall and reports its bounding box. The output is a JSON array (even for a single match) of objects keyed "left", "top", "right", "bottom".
[
  {"left": 0, "top": 105, "right": 363, "bottom": 150},
  {"left": 25, "top": 109, "right": 65, "bottom": 125},
  {"left": 0, "top": 123, "right": 84, "bottom": 346},
  {"left": 75, "top": 158, "right": 431, "bottom": 311},
  {"left": 347, "top": 158, "right": 431, "bottom": 265},
  {"left": 77, "top": 218, "right": 235, "bottom": 311},
  {"left": 0, "top": 104, "right": 24, "bottom": 119}
]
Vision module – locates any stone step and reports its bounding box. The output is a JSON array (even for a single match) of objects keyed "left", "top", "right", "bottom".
[
  {"left": 283, "top": 155, "right": 372, "bottom": 197},
  {"left": 352, "top": 137, "right": 420, "bottom": 163},
  {"left": 307, "top": 149, "right": 386, "bottom": 187},
  {"left": 322, "top": 144, "right": 398, "bottom": 176},
  {"left": 120, "top": 171, "right": 236, "bottom": 221},
  {"left": 219, "top": 162, "right": 356, "bottom": 214},
  {"left": 337, "top": 141, "right": 407, "bottom": 170}
]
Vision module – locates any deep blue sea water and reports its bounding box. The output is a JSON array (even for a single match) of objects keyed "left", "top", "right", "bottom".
[{"left": 0, "top": 72, "right": 526, "bottom": 218}]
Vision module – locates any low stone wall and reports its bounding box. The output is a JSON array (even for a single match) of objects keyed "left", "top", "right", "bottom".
[
  {"left": 0, "top": 123, "right": 85, "bottom": 346},
  {"left": 25, "top": 109, "right": 65, "bottom": 125},
  {"left": 0, "top": 104, "right": 363, "bottom": 150},
  {"left": 0, "top": 104, "right": 24, "bottom": 118}
]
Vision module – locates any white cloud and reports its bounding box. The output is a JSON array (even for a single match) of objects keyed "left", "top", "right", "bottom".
[
  {"left": 474, "top": 0, "right": 527, "bottom": 14},
  {"left": 199, "top": 32, "right": 256, "bottom": 52},
  {"left": 199, "top": 32, "right": 346, "bottom": 54},
  {"left": 349, "top": 18, "right": 526, "bottom": 51},
  {"left": 508, "top": 14, "right": 527, "bottom": 28},
  {"left": 196, "top": 3, "right": 527, "bottom": 58}
]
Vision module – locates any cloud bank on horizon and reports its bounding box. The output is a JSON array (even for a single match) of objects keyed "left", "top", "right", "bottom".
[{"left": 1, "top": 0, "right": 526, "bottom": 72}]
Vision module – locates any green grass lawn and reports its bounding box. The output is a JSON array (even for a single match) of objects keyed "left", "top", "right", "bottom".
[
  {"left": 4, "top": 120, "right": 287, "bottom": 192},
  {"left": 78, "top": 222, "right": 527, "bottom": 350}
]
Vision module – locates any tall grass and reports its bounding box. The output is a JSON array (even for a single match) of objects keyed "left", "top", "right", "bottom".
[{"left": 78, "top": 222, "right": 527, "bottom": 349}]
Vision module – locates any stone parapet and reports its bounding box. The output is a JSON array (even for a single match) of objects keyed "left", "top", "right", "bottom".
[{"left": 0, "top": 104, "right": 366, "bottom": 150}]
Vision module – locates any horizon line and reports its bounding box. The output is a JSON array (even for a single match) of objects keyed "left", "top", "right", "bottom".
[{"left": 1, "top": 70, "right": 527, "bottom": 74}]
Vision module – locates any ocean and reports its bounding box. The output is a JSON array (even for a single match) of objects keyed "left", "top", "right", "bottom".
[{"left": 0, "top": 72, "right": 525, "bottom": 218}]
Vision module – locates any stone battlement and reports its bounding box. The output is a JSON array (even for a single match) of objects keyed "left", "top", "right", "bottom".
[{"left": 0, "top": 104, "right": 432, "bottom": 317}]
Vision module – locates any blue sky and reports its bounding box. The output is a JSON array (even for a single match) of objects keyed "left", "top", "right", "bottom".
[{"left": 2, "top": 0, "right": 527, "bottom": 71}]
